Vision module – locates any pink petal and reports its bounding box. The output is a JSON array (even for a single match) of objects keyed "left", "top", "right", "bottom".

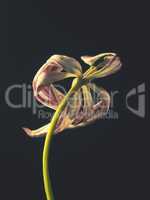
[{"left": 32, "top": 56, "right": 80, "bottom": 109}]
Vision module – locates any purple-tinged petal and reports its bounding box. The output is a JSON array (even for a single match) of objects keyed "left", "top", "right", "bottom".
[
  {"left": 32, "top": 55, "right": 80, "bottom": 109},
  {"left": 67, "top": 83, "right": 110, "bottom": 128}
]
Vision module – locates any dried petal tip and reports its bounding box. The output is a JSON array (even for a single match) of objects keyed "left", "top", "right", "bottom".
[
  {"left": 22, "top": 127, "right": 33, "bottom": 137},
  {"left": 22, "top": 124, "right": 49, "bottom": 137}
]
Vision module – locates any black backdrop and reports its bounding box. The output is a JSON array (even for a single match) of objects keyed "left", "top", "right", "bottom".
[{"left": 3, "top": 1, "right": 149, "bottom": 199}]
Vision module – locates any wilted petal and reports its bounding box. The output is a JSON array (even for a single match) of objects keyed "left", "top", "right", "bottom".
[
  {"left": 66, "top": 83, "right": 110, "bottom": 128},
  {"left": 54, "top": 107, "right": 72, "bottom": 133},
  {"left": 33, "top": 55, "right": 81, "bottom": 109},
  {"left": 50, "top": 55, "right": 82, "bottom": 76},
  {"left": 88, "top": 55, "right": 122, "bottom": 79},
  {"left": 33, "top": 61, "right": 62, "bottom": 93},
  {"left": 82, "top": 53, "right": 122, "bottom": 80},
  {"left": 68, "top": 85, "right": 94, "bottom": 126},
  {"left": 23, "top": 124, "right": 49, "bottom": 137},
  {"left": 89, "top": 83, "right": 110, "bottom": 116},
  {"left": 82, "top": 85, "right": 94, "bottom": 117},
  {"left": 81, "top": 53, "right": 116, "bottom": 66},
  {"left": 34, "top": 71, "right": 76, "bottom": 94},
  {"left": 33, "top": 59, "right": 77, "bottom": 95},
  {"left": 23, "top": 108, "right": 72, "bottom": 137},
  {"left": 66, "top": 89, "right": 82, "bottom": 119},
  {"left": 35, "top": 84, "right": 65, "bottom": 110}
]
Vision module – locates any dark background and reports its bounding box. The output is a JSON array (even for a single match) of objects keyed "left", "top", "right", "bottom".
[{"left": 3, "top": 0, "right": 149, "bottom": 199}]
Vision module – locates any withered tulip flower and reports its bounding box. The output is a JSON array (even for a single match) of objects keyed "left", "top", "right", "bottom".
[
  {"left": 23, "top": 53, "right": 122, "bottom": 200},
  {"left": 23, "top": 53, "right": 121, "bottom": 136}
]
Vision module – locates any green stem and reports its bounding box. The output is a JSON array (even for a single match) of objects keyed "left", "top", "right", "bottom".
[{"left": 43, "top": 78, "right": 81, "bottom": 200}]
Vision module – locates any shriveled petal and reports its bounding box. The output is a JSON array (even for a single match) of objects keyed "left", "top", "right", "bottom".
[
  {"left": 81, "top": 53, "right": 116, "bottom": 66},
  {"left": 89, "top": 83, "right": 110, "bottom": 116},
  {"left": 82, "top": 85, "right": 94, "bottom": 117},
  {"left": 88, "top": 55, "right": 122, "bottom": 79},
  {"left": 23, "top": 124, "right": 49, "bottom": 137},
  {"left": 35, "top": 84, "right": 64, "bottom": 109},
  {"left": 33, "top": 61, "right": 62, "bottom": 93},
  {"left": 54, "top": 107, "right": 72, "bottom": 133},
  {"left": 66, "top": 83, "right": 110, "bottom": 128},
  {"left": 66, "top": 88, "right": 82, "bottom": 119},
  {"left": 82, "top": 53, "right": 122, "bottom": 80},
  {"left": 23, "top": 108, "right": 72, "bottom": 137},
  {"left": 50, "top": 55, "right": 82, "bottom": 76},
  {"left": 33, "top": 60, "right": 77, "bottom": 96},
  {"left": 33, "top": 55, "right": 81, "bottom": 109},
  {"left": 34, "top": 71, "right": 76, "bottom": 94}
]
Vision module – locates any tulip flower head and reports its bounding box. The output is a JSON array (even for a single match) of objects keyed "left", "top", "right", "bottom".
[{"left": 23, "top": 53, "right": 121, "bottom": 137}]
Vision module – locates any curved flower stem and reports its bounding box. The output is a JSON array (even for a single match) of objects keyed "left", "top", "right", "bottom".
[{"left": 43, "top": 78, "right": 81, "bottom": 200}]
